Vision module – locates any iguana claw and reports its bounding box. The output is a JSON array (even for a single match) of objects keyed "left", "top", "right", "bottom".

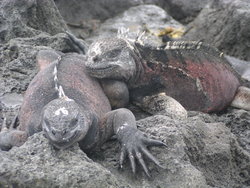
[{"left": 118, "top": 129, "right": 165, "bottom": 177}]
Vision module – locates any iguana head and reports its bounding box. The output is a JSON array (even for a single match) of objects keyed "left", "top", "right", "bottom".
[
  {"left": 86, "top": 37, "right": 137, "bottom": 82},
  {"left": 42, "top": 98, "right": 90, "bottom": 149}
]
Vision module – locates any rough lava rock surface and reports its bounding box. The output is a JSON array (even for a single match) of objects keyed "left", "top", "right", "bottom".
[
  {"left": 0, "top": 0, "right": 67, "bottom": 43},
  {"left": 0, "top": 116, "right": 210, "bottom": 188},
  {"left": 54, "top": 0, "right": 211, "bottom": 34},
  {"left": 54, "top": 0, "right": 144, "bottom": 23},
  {"left": 0, "top": 132, "right": 127, "bottom": 188},
  {"left": 88, "top": 5, "right": 184, "bottom": 46},
  {"left": 216, "top": 108, "right": 250, "bottom": 153},
  {"left": 1, "top": 113, "right": 250, "bottom": 187},
  {"left": 184, "top": 112, "right": 250, "bottom": 187},
  {"left": 184, "top": 0, "right": 250, "bottom": 61},
  {"left": 156, "top": 0, "right": 212, "bottom": 24}
]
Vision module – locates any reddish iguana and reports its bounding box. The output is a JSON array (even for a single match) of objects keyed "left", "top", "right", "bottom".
[
  {"left": 67, "top": 33, "right": 249, "bottom": 113},
  {"left": 0, "top": 50, "right": 166, "bottom": 177}
]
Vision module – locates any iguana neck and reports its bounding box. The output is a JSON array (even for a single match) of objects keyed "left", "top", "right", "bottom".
[{"left": 127, "top": 41, "right": 145, "bottom": 86}]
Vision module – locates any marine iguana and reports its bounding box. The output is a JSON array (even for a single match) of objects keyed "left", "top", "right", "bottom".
[
  {"left": 67, "top": 33, "right": 249, "bottom": 113},
  {"left": 0, "top": 50, "right": 166, "bottom": 177}
]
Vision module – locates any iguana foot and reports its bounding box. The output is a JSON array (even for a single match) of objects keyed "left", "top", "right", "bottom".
[
  {"left": 118, "top": 127, "right": 166, "bottom": 177},
  {"left": 100, "top": 108, "right": 166, "bottom": 177},
  {"left": 66, "top": 31, "right": 87, "bottom": 54},
  {"left": 231, "top": 86, "right": 250, "bottom": 111},
  {"left": 133, "top": 92, "right": 187, "bottom": 120},
  {"left": 0, "top": 116, "right": 28, "bottom": 151}
]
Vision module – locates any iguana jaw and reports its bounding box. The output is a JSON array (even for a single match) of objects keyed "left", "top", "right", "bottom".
[
  {"left": 42, "top": 99, "right": 90, "bottom": 149},
  {"left": 86, "top": 58, "right": 136, "bottom": 81},
  {"left": 43, "top": 124, "right": 80, "bottom": 149},
  {"left": 86, "top": 64, "right": 119, "bottom": 77},
  {"left": 43, "top": 120, "right": 89, "bottom": 150}
]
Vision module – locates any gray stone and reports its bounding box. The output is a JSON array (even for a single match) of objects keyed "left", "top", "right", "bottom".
[
  {"left": 225, "top": 55, "right": 250, "bottom": 82},
  {"left": 1, "top": 113, "right": 250, "bottom": 187},
  {"left": 54, "top": 0, "right": 165, "bottom": 40},
  {"left": 183, "top": 118, "right": 238, "bottom": 187},
  {"left": 0, "top": 33, "right": 73, "bottom": 96},
  {"left": 156, "top": 0, "right": 212, "bottom": 24},
  {"left": 0, "top": 132, "right": 129, "bottom": 188},
  {"left": 187, "top": 110, "right": 250, "bottom": 187},
  {"left": 216, "top": 108, "right": 250, "bottom": 153},
  {"left": 54, "top": 0, "right": 143, "bottom": 23},
  {"left": 88, "top": 5, "right": 184, "bottom": 46},
  {"left": 0, "top": 116, "right": 210, "bottom": 188},
  {"left": 0, "top": 93, "right": 23, "bottom": 109},
  {"left": 54, "top": 0, "right": 210, "bottom": 35},
  {"left": 0, "top": 0, "right": 67, "bottom": 43},
  {"left": 184, "top": 0, "right": 250, "bottom": 61}
]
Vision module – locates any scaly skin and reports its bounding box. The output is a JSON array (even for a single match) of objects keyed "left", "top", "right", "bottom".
[
  {"left": 0, "top": 50, "right": 165, "bottom": 177},
  {"left": 84, "top": 37, "right": 241, "bottom": 112}
]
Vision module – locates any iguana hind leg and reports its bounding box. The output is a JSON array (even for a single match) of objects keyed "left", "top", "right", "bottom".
[
  {"left": 133, "top": 92, "right": 187, "bottom": 120},
  {"left": 66, "top": 31, "right": 87, "bottom": 54},
  {"left": 231, "top": 86, "right": 250, "bottom": 110},
  {"left": 0, "top": 115, "right": 28, "bottom": 151}
]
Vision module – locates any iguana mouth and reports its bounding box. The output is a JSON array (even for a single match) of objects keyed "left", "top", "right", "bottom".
[
  {"left": 49, "top": 130, "right": 79, "bottom": 149},
  {"left": 86, "top": 64, "right": 118, "bottom": 76},
  {"left": 43, "top": 123, "right": 80, "bottom": 149}
]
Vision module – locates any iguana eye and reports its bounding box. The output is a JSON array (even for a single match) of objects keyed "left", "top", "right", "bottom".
[
  {"left": 44, "top": 118, "right": 50, "bottom": 126},
  {"left": 51, "top": 128, "right": 56, "bottom": 135},
  {"left": 70, "top": 118, "right": 78, "bottom": 126},
  {"left": 105, "top": 49, "right": 121, "bottom": 59},
  {"left": 89, "top": 51, "right": 96, "bottom": 57},
  {"left": 92, "top": 56, "right": 100, "bottom": 62}
]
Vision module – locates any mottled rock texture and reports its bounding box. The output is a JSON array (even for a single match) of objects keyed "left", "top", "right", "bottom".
[
  {"left": 0, "top": 0, "right": 67, "bottom": 43},
  {"left": 1, "top": 114, "right": 250, "bottom": 187},
  {"left": 155, "top": 0, "right": 212, "bottom": 24},
  {"left": 184, "top": 0, "right": 250, "bottom": 61},
  {"left": 54, "top": 0, "right": 211, "bottom": 26},
  {"left": 88, "top": 5, "right": 184, "bottom": 46},
  {"left": 0, "top": 133, "right": 127, "bottom": 188}
]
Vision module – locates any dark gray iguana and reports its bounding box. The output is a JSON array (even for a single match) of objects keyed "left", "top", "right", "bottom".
[
  {"left": 0, "top": 50, "right": 166, "bottom": 177},
  {"left": 67, "top": 32, "right": 250, "bottom": 113}
]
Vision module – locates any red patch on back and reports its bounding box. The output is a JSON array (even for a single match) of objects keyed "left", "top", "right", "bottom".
[
  {"left": 138, "top": 54, "right": 240, "bottom": 112},
  {"left": 185, "top": 60, "right": 240, "bottom": 112}
]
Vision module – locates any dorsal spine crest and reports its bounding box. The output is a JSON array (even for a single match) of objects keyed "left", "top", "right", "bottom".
[
  {"left": 164, "top": 41, "right": 203, "bottom": 50},
  {"left": 53, "top": 56, "right": 73, "bottom": 101},
  {"left": 163, "top": 41, "right": 223, "bottom": 57},
  {"left": 164, "top": 41, "right": 223, "bottom": 57}
]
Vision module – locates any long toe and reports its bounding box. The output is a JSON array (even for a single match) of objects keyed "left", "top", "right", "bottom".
[{"left": 135, "top": 149, "right": 151, "bottom": 177}]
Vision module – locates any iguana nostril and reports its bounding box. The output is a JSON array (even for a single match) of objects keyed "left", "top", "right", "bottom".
[
  {"left": 93, "top": 57, "right": 98, "bottom": 61},
  {"left": 51, "top": 129, "right": 56, "bottom": 136},
  {"left": 62, "top": 129, "right": 67, "bottom": 136}
]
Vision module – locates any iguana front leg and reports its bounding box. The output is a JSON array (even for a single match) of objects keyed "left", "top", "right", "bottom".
[
  {"left": 0, "top": 116, "right": 28, "bottom": 151},
  {"left": 100, "top": 108, "right": 166, "bottom": 177}
]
